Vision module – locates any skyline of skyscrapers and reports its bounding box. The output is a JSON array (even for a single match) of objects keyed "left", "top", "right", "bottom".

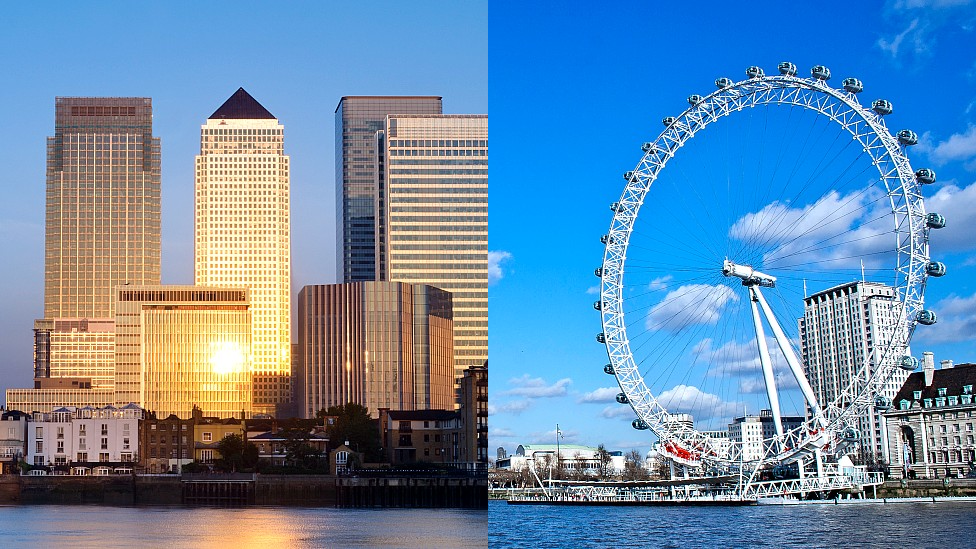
[
  {"left": 334, "top": 96, "right": 443, "bottom": 283},
  {"left": 194, "top": 88, "right": 292, "bottom": 416}
]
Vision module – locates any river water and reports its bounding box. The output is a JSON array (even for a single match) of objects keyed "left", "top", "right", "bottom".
[
  {"left": 488, "top": 499, "right": 976, "bottom": 548},
  {"left": 0, "top": 505, "right": 487, "bottom": 548}
]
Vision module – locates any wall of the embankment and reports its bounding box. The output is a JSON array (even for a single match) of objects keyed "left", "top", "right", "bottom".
[{"left": 877, "top": 478, "right": 976, "bottom": 498}]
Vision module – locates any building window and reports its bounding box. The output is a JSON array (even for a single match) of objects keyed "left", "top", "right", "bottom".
[
  {"left": 77, "top": 453, "right": 87, "bottom": 462},
  {"left": 121, "top": 453, "right": 132, "bottom": 463},
  {"left": 35, "top": 441, "right": 43, "bottom": 453},
  {"left": 79, "top": 425, "right": 86, "bottom": 435},
  {"left": 33, "top": 456, "right": 44, "bottom": 466},
  {"left": 99, "top": 452, "right": 110, "bottom": 462},
  {"left": 203, "top": 432, "right": 213, "bottom": 442},
  {"left": 101, "top": 424, "right": 108, "bottom": 436},
  {"left": 57, "top": 427, "right": 64, "bottom": 440},
  {"left": 101, "top": 438, "right": 108, "bottom": 450}
]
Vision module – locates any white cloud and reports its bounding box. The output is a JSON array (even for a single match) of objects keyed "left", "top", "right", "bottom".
[
  {"left": 645, "top": 284, "right": 738, "bottom": 331},
  {"left": 503, "top": 374, "right": 572, "bottom": 398},
  {"left": 921, "top": 126, "right": 976, "bottom": 166},
  {"left": 878, "top": 18, "right": 922, "bottom": 57},
  {"left": 586, "top": 285, "right": 600, "bottom": 295},
  {"left": 488, "top": 250, "right": 512, "bottom": 285},
  {"left": 655, "top": 384, "right": 741, "bottom": 421},
  {"left": 696, "top": 337, "right": 792, "bottom": 377},
  {"left": 649, "top": 275, "right": 673, "bottom": 291},
  {"left": 490, "top": 427, "right": 517, "bottom": 439},
  {"left": 601, "top": 405, "right": 635, "bottom": 419},
  {"left": 895, "top": 0, "right": 972, "bottom": 8},
  {"left": 730, "top": 187, "right": 895, "bottom": 271},
  {"left": 913, "top": 291, "right": 976, "bottom": 343},
  {"left": 578, "top": 387, "right": 619, "bottom": 404},
  {"left": 488, "top": 399, "right": 532, "bottom": 415},
  {"left": 530, "top": 428, "right": 580, "bottom": 445},
  {"left": 925, "top": 181, "right": 976, "bottom": 254},
  {"left": 739, "top": 372, "right": 800, "bottom": 395}
]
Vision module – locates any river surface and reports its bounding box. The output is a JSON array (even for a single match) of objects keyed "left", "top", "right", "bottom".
[
  {"left": 0, "top": 505, "right": 487, "bottom": 548},
  {"left": 488, "top": 499, "right": 976, "bottom": 548}
]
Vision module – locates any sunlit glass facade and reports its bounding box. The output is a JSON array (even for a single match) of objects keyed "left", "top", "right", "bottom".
[
  {"left": 115, "top": 286, "right": 252, "bottom": 419},
  {"left": 380, "top": 115, "right": 488, "bottom": 379},
  {"left": 297, "top": 282, "right": 454, "bottom": 419},
  {"left": 195, "top": 88, "right": 291, "bottom": 416}
]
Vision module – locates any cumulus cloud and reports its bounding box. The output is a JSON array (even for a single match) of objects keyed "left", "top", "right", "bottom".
[
  {"left": 490, "top": 427, "right": 517, "bottom": 439},
  {"left": 729, "top": 187, "right": 895, "bottom": 271},
  {"left": 656, "top": 384, "right": 741, "bottom": 421},
  {"left": 878, "top": 18, "right": 923, "bottom": 57},
  {"left": 697, "top": 337, "right": 790, "bottom": 377},
  {"left": 925, "top": 181, "right": 976, "bottom": 254},
  {"left": 649, "top": 275, "right": 673, "bottom": 291},
  {"left": 601, "top": 405, "right": 635, "bottom": 419},
  {"left": 919, "top": 126, "right": 976, "bottom": 166},
  {"left": 530, "top": 428, "right": 579, "bottom": 445},
  {"left": 913, "top": 291, "right": 976, "bottom": 344},
  {"left": 578, "top": 387, "right": 620, "bottom": 404},
  {"left": 488, "top": 250, "right": 512, "bottom": 285},
  {"left": 645, "top": 284, "right": 738, "bottom": 331},
  {"left": 586, "top": 285, "right": 600, "bottom": 295},
  {"left": 503, "top": 374, "right": 572, "bottom": 398},
  {"left": 488, "top": 399, "right": 532, "bottom": 416}
]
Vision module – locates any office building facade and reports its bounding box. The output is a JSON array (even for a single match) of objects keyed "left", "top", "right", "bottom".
[
  {"left": 380, "top": 114, "right": 488, "bottom": 377},
  {"left": 335, "top": 96, "right": 442, "bottom": 283},
  {"left": 44, "top": 97, "right": 160, "bottom": 319},
  {"left": 799, "top": 281, "right": 908, "bottom": 460},
  {"left": 195, "top": 88, "right": 291, "bottom": 416},
  {"left": 297, "top": 281, "right": 454, "bottom": 418}
]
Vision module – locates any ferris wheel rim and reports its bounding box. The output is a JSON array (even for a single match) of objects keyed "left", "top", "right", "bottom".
[{"left": 598, "top": 68, "right": 932, "bottom": 467}]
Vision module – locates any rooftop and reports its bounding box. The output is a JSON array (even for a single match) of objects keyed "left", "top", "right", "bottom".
[
  {"left": 209, "top": 87, "right": 275, "bottom": 120},
  {"left": 894, "top": 363, "right": 976, "bottom": 404}
]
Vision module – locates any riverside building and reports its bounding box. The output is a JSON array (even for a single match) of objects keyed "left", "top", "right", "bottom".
[
  {"left": 195, "top": 88, "right": 291, "bottom": 416},
  {"left": 297, "top": 281, "right": 454, "bottom": 418},
  {"left": 335, "top": 96, "right": 442, "bottom": 283},
  {"left": 799, "top": 281, "right": 907, "bottom": 461},
  {"left": 26, "top": 404, "right": 143, "bottom": 473},
  {"left": 115, "top": 286, "right": 252, "bottom": 419},
  {"left": 379, "top": 114, "right": 489, "bottom": 378}
]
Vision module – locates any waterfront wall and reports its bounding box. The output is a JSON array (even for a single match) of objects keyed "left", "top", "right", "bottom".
[
  {"left": 878, "top": 478, "right": 976, "bottom": 498},
  {"left": 336, "top": 476, "right": 487, "bottom": 509}
]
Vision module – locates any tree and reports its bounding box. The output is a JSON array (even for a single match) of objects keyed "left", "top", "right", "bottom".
[
  {"left": 622, "top": 449, "right": 649, "bottom": 481},
  {"left": 596, "top": 444, "right": 614, "bottom": 480},
  {"left": 216, "top": 434, "right": 246, "bottom": 472},
  {"left": 282, "top": 428, "right": 322, "bottom": 470},
  {"left": 572, "top": 452, "right": 588, "bottom": 480},
  {"left": 317, "top": 403, "right": 383, "bottom": 462}
]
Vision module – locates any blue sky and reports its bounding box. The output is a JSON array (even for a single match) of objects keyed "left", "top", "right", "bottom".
[
  {"left": 0, "top": 3, "right": 487, "bottom": 396},
  {"left": 490, "top": 1, "right": 976, "bottom": 458}
]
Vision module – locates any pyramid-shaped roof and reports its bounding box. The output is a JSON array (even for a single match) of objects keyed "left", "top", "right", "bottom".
[{"left": 209, "top": 87, "right": 275, "bottom": 120}]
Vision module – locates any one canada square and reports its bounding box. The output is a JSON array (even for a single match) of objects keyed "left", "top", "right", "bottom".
[{"left": 195, "top": 88, "right": 291, "bottom": 416}]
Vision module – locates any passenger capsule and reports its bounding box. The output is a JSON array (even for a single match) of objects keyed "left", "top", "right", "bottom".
[
  {"left": 632, "top": 418, "right": 650, "bottom": 430},
  {"left": 841, "top": 427, "right": 860, "bottom": 442},
  {"left": 594, "top": 267, "right": 603, "bottom": 278},
  {"left": 897, "top": 130, "right": 918, "bottom": 146},
  {"left": 593, "top": 300, "right": 602, "bottom": 311},
  {"left": 926, "top": 261, "right": 946, "bottom": 277},
  {"left": 687, "top": 94, "right": 704, "bottom": 106},
  {"left": 874, "top": 395, "right": 892, "bottom": 412},
  {"left": 915, "top": 168, "right": 936, "bottom": 184},
  {"left": 603, "top": 363, "right": 615, "bottom": 375},
  {"left": 623, "top": 170, "right": 636, "bottom": 182},
  {"left": 899, "top": 355, "right": 919, "bottom": 371},
  {"left": 596, "top": 332, "right": 606, "bottom": 343},
  {"left": 842, "top": 77, "right": 863, "bottom": 93},
  {"left": 616, "top": 392, "right": 629, "bottom": 404},
  {"left": 777, "top": 62, "right": 796, "bottom": 76},
  {"left": 746, "top": 66, "right": 765, "bottom": 79},
  {"left": 918, "top": 310, "right": 938, "bottom": 325},
  {"left": 662, "top": 116, "right": 677, "bottom": 127},
  {"left": 715, "top": 77, "right": 733, "bottom": 89},
  {"left": 811, "top": 65, "right": 831, "bottom": 80},
  {"left": 600, "top": 234, "right": 614, "bottom": 245},
  {"left": 925, "top": 212, "right": 946, "bottom": 229},
  {"left": 641, "top": 142, "right": 656, "bottom": 152},
  {"left": 610, "top": 202, "right": 620, "bottom": 212},
  {"left": 872, "top": 99, "right": 893, "bottom": 115}
]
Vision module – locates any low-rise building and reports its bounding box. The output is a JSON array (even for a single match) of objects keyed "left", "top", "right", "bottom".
[
  {"left": 140, "top": 413, "right": 194, "bottom": 474},
  {"left": 26, "top": 404, "right": 143, "bottom": 474},
  {"left": 728, "top": 409, "right": 804, "bottom": 462},
  {"left": 458, "top": 362, "right": 488, "bottom": 465},
  {"left": 495, "top": 444, "right": 626, "bottom": 477},
  {"left": 193, "top": 411, "right": 244, "bottom": 464},
  {"left": 379, "top": 409, "right": 464, "bottom": 465},
  {"left": 244, "top": 419, "right": 328, "bottom": 467},
  {"left": 885, "top": 357, "right": 976, "bottom": 479},
  {"left": 1, "top": 410, "right": 29, "bottom": 473}
]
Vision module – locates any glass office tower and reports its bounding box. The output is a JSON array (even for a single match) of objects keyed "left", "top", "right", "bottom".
[
  {"left": 44, "top": 97, "right": 161, "bottom": 318},
  {"left": 335, "top": 96, "right": 442, "bottom": 283},
  {"left": 381, "top": 115, "right": 489, "bottom": 379},
  {"left": 195, "top": 88, "right": 291, "bottom": 416}
]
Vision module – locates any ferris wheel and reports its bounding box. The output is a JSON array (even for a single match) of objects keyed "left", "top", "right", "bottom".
[{"left": 595, "top": 62, "right": 946, "bottom": 475}]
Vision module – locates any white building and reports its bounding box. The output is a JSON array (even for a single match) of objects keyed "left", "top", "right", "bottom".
[
  {"left": 799, "top": 281, "right": 907, "bottom": 461},
  {"left": 195, "top": 88, "right": 291, "bottom": 416},
  {"left": 729, "top": 409, "right": 805, "bottom": 462},
  {"left": 1, "top": 411, "right": 29, "bottom": 473},
  {"left": 495, "top": 444, "right": 626, "bottom": 477},
  {"left": 27, "top": 404, "right": 143, "bottom": 474}
]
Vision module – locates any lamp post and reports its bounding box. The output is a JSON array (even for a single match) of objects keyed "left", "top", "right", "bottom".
[{"left": 555, "top": 424, "right": 562, "bottom": 479}]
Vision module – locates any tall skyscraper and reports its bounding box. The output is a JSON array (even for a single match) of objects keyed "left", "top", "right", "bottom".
[
  {"left": 335, "top": 96, "right": 442, "bottom": 283},
  {"left": 195, "top": 88, "right": 291, "bottom": 416},
  {"left": 799, "top": 281, "right": 908, "bottom": 460},
  {"left": 45, "top": 97, "right": 161, "bottom": 318},
  {"left": 380, "top": 114, "right": 489, "bottom": 379},
  {"left": 297, "top": 282, "right": 455, "bottom": 419}
]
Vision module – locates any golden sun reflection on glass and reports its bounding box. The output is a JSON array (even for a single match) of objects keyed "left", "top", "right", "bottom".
[{"left": 210, "top": 342, "right": 245, "bottom": 375}]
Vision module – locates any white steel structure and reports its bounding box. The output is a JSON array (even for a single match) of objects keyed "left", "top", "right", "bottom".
[{"left": 596, "top": 63, "right": 945, "bottom": 495}]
